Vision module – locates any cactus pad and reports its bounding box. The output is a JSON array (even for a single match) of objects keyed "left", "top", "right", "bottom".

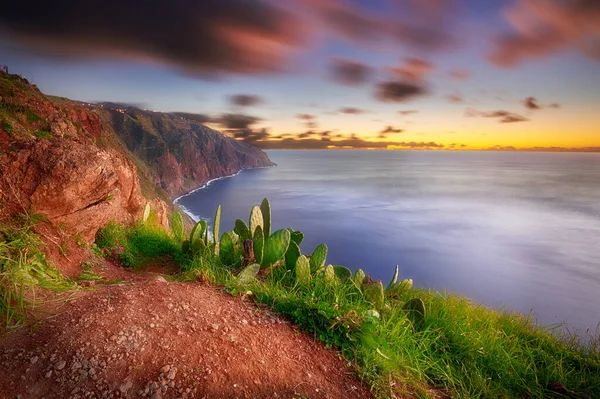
[
  {"left": 290, "top": 230, "right": 304, "bottom": 246},
  {"left": 253, "top": 226, "right": 264, "bottom": 264},
  {"left": 237, "top": 263, "right": 260, "bottom": 285},
  {"left": 143, "top": 202, "right": 151, "bottom": 223},
  {"left": 213, "top": 205, "right": 221, "bottom": 251},
  {"left": 363, "top": 280, "right": 385, "bottom": 311},
  {"left": 324, "top": 265, "right": 336, "bottom": 283},
  {"left": 234, "top": 219, "right": 250, "bottom": 241},
  {"left": 309, "top": 244, "right": 328, "bottom": 273},
  {"left": 333, "top": 266, "right": 352, "bottom": 283},
  {"left": 285, "top": 241, "right": 301, "bottom": 271},
  {"left": 353, "top": 269, "right": 366, "bottom": 290},
  {"left": 219, "top": 232, "right": 235, "bottom": 265},
  {"left": 261, "top": 229, "right": 291, "bottom": 269},
  {"left": 388, "top": 265, "right": 399, "bottom": 289},
  {"left": 386, "top": 279, "right": 413, "bottom": 296},
  {"left": 260, "top": 198, "right": 271, "bottom": 237},
  {"left": 171, "top": 212, "right": 184, "bottom": 242},
  {"left": 249, "top": 206, "right": 263, "bottom": 237},
  {"left": 295, "top": 255, "right": 310, "bottom": 284}
]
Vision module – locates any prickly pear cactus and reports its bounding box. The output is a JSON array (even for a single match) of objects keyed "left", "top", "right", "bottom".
[
  {"left": 190, "top": 220, "right": 205, "bottom": 244},
  {"left": 213, "top": 205, "right": 221, "bottom": 254},
  {"left": 171, "top": 212, "right": 184, "bottom": 242},
  {"left": 403, "top": 298, "right": 426, "bottom": 328},
  {"left": 387, "top": 265, "right": 399, "bottom": 289},
  {"left": 260, "top": 198, "right": 271, "bottom": 237},
  {"left": 333, "top": 266, "right": 352, "bottom": 283},
  {"left": 386, "top": 279, "right": 413, "bottom": 296},
  {"left": 219, "top": 232, "right": 235, "bottom": 265},
  {"left": 324, "top": 265, "right": 336, "bottom": 283},
  {"left": 191, "top": 237, "right": 206, "bottom": 255},
  {"left": 295, "top": 255, "right": 310, "bottom": 284},
  {"left": 200, "top": 220, "right": 208, "bottom": 246},
  {"left": 285, "top": 241, "right": 301, "bottom": 271},
  {"left": 353, "top": 269, "right": 366, "bottom": 290},
  {"left": 290, "top": 230, "right": 304, "bottom": 246},
  {"left": 261, "top": 229, "right": 291, "bottom": 269},
  {"left": 363, "top": 280, "right": 385, "bottom": 311},
  {"left": 249, "top": 206, "right": 263, "bottom": 237},
  {"left": 309, "top": 244, "right": 328, "bottom": 273},
  {"left": 143, "top": 203, "right": 151, "bottom": 224},
  {"left": 253, "top": 226, "right": 264, "bottom": 264},
  {"left": 234, "top": 219, "right": 250, "bottom": 241},
  {"left": 237, "top": 263, "right": 260, "bottom": 285}
]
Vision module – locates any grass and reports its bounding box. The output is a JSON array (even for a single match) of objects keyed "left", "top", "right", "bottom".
[
  {"left": 95, "top": 215, "right": 599, "bottom": 398},
  {"left": 0, "top": 212, "right": 75, "bottom": 328}
]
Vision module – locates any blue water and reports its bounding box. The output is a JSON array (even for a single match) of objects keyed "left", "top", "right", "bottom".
[{"left": 176, "top": 150, "right": 600, "bottom": 334}]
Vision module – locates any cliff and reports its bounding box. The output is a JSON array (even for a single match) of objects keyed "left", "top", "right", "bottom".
[
  {"left": 0, "top": 72, "right": 273, "bottom": 241},
  {"left": 96, "top": 106, "right": 274, "bottom": 197}
]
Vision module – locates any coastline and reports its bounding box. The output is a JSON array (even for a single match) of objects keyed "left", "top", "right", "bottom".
[{"left": 173, "top": 165, "right": 275, "bottom": 223}]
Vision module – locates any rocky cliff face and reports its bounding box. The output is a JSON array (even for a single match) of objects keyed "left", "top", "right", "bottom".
[
  {"left": 97, "top": 108, "right": 274, "bottom": 197},
  {"left": 0, "top": 72, "right": 273, "bottom": 241}
]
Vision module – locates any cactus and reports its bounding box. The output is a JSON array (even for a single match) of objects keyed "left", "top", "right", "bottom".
[
  {"left": 260, "top": 198, "right": 271, "bottom": 237},
  {"left": 237, "top": 263, "right": 260, "bottom": 285},
  {"left": 387, "top": 265, "right": 399, "bottom": 289},
  {"left": 213, "top": 205, "right": 221, "bottom": 254},
  {"left": 261, "top": 229, "right": 291, "bottom": 269},
  {"left": 190, "top": 220, "right": 206, "bottom": 244},
  {"left": 234, "top": 219, "right": 250, "bottom": 241},
  {"left": 191, "top": 237, "right": 206, "bottom": 255},
  {"left": 352, "top": 269, "right": 366, "bottom": 290},
  {"left": 219, "top": 232, "right": 235, "bottom": 265},
  {"left": 386, "top": 279, "right": 413, "bottom": 296},
  {"left": 249, "top": 206, "right": 263, "bottom": 237},
  {"left": 253, "top": 226, "right": 264, "bottom": 264},
  {"left": 290, "top": 230, "right": 304, "bottom": 246},
  {"left": 403, "top": 298, "right": 426, "bottom": 328},
  {"left": 285, "top": 241, "right": 301, "bottom": 271},
  {"left": 143, "top": 202, "right": 151, "bottom": 223},
  {"left": 295, "top": 255, "right": 310, "bottom": 284},
  {"left": 309, "top": 244, "right": 328, "bottom": 273},
  {"left": 363, "top": 280, "right": 385, "bottom": 311},
  {"left": 333, "top": 266, "right": 352, "bottom": 283},
  {"left": 324, "top": 265, "right": 336, "bottom": 283},
  {"left": 171, "top": 212, "right": 184, "bottom": 242}
]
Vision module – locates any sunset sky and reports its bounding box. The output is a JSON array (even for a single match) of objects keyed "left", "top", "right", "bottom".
[{"left": 0, "top": 0, "right": 598, "bottom": 150}]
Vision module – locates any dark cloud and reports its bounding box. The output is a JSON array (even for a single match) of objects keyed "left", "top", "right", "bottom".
[
  {"left": 376, "top": 81, "right": 427, "bottom": 103},
  {"left": 329, "top": 58, "right": 373, "bottom": 86},
  {"left": 217, "top": 113, "right": 261, "bottom": 129},
  {"left": 389, "top": 58, "right": 435, "bottom": 81},
  {"left": 296, "top": 113, "right": 318, "bottom": 129},
  {"left": 0, "top": 0, "right": 305, "bottom": 76},
  {"left": 338, "top": 107, "right": 366, "bottom": 115},
  {"left": 229, "top": 94, "right": 263, "bottom": 107},
  {"left": 466, "top": 108, "right": 529, "bottom": 123},
  {"left": 170, "top": 112, "right": 212, "bottom": 124},
  {"left": 397, "top": 110, "right": 419, "bottom": 116},
  {"left": 446, "top": 94, "right": 464, "bottom": 103},
  {"left": 228, "top": 128, "right": 270, "bottom": 144},
  {"left": 523, "top": 97, "right": 561, "bottom": 110},
  {"left": 379, "top": 126, "right": 404, "bottom": 139},
  {"left": 254, "top": 136, "right": 444, "bottom": 150},
  {"left": 489, "top": 0, "right": 600, "bottom": 67}
]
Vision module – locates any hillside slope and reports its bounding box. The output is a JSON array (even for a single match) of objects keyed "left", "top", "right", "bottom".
[{"left": 0, "top": 71, "right": 273, "bottom": 240}]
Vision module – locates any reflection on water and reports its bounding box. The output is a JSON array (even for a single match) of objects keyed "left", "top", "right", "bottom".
[{"left": 176, "top": 150, "right": 600, "bottom": 335}]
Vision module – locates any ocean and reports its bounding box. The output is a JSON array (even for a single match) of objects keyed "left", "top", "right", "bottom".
[{"left": 175, "top": 150, "right": 600, "bottom": 334}]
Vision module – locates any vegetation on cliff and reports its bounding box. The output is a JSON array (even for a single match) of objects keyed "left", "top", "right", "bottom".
[{"left": 93, "top": 200, "right": 599, "bottom": 398}]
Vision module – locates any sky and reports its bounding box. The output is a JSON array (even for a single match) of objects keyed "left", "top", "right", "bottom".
[{"left": 0, "top": 0, "right": 599, "bottom": 151}]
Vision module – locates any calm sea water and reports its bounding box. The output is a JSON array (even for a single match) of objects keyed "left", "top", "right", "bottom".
[{"left": 176, "top": 150, "right": 600, "bottom": 334}]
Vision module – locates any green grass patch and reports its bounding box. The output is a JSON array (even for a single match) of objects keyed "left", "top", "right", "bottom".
[
  {"left": 95, "top": 220, "right": 183, "bottom": 268},
  {"left": 0, "top": 212, "right": 75, "bottom": 328},
  {"left": 1, "top": 119, "right": 14, "bottom": 135},
  {"left": 33, "top": 130, "right": 54, "bottom": 139}
]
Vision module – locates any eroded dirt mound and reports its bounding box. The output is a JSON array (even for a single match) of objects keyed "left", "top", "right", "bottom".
[{"left": 0, "top": 278, "right": 373, "bottom": 399}]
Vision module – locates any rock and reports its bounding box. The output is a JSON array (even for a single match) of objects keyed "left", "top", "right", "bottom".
[
  {"left": 119, "top": 380, "right": 133, "bottom": 393},
  {"left": 166, "top": 367, "right": 177, "bottom": 380},
  {"left": 54, "top": 360, "right": 66, "bottom": 370}
]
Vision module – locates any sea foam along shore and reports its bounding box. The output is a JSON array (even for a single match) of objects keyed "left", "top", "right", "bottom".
[{"left": 173, "top": 165, "right": 274, "bottom": 230}]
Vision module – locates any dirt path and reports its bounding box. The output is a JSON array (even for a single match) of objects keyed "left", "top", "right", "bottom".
[{"left": 0, "top": 273, "right": 374, "bottom": 399}]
